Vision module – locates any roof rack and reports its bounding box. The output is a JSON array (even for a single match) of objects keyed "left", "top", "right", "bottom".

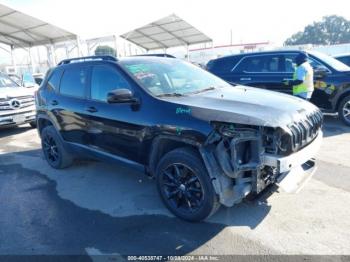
[{"left": 57, "top": 55, "right": 117, "bottom": 65}]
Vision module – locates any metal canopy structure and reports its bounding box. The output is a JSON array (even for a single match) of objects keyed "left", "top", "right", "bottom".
[
  {"left": 120, "top": 14, "right": 212, "bottom": 51},
  {"left": 0, "top": 3, "right": 76, "bottom": 48}
]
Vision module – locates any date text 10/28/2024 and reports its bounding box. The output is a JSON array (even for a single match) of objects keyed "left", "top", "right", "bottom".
[{"left": 127, "top": 255, "right": 219, "bottom": 261}]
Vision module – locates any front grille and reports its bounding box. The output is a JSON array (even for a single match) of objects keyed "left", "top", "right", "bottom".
[
  {"left": 0, "top": 95, "right": 35, "bottom": 110},
  {"left": 289, "top": 110, "right": 323, "bottom": 152}
]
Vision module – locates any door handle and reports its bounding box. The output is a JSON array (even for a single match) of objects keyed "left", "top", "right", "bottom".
[
  {"left": 85, "top": 106, "right": 98, "bottom": 113},
  {"left": 240, "top": 77, "right": 251, "bottom": 81},
  {"left": 51, "top": 100, "right": 58, "bottom": 106}
]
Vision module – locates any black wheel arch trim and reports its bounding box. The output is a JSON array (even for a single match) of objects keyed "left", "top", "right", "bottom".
[
  {"left": 334, "top": 87, "right": 350, "bottom": 110},
  {"left": 36, "top": 113, "right": 61, "bottom": 137},
  {"left": 36, "top": 113, "right": 71, "bottom": 152},
  {"left": 148, "top": 135, "right": 202, "bottom": 177},
  {"left": 147, "top": 134, "right": 224, "bottom": 202}
]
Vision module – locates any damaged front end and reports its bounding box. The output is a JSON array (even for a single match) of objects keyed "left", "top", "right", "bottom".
[{"left": 200, "top": 110, "right": 323, "bottom": 207}]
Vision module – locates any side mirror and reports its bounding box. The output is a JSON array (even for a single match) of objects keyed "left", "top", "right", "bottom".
[
  {"left": 314, "top": 66, "right": 329, "bottom": 79},
  {"left": 107, "top": 88, "right": 137, "bottom": 104}
]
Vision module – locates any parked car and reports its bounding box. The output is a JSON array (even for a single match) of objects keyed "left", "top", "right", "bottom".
[
  {"left": 0, "top": 72, "right": 36, "bottom": 128},
  {"left": 334, "top": 54, "right": 350, "bottom": 67},
  {"left": 8, "top": 72, "right": 40, "bottom": 89},
  {"left": 207, "top": 50, "right": 350, "bottom": 126},
  {"left": 8, "top": 73, "right": 22, "bottom": 85},
  {"left": 35, "top": 55, "right": 323, "bottom": 221}
]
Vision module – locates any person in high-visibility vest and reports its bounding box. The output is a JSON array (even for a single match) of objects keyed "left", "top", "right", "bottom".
[{"left": 283, "top": 52, "right": 314, "bottom": 100}]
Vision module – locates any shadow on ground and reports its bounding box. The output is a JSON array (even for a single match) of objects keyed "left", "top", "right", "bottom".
[
  {"left": 322, "top": 115, "right": 350, "bottom": 137},
  {"left": 0, "top": 149, "right": 272, "bottom": 256},
  {"left": 0, "top": 125, "right": 33, "bottom": 139}
]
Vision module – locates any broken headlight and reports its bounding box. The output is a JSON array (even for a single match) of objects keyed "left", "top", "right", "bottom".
[{"left": 262, "top": 127, "right": 292, "bottom": 155}]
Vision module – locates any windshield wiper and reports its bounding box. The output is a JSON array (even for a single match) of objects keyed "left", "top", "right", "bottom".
[
  {"left": 157, "top": 92, "right": 184, "bottom": 98},
  {"left": 187, "top": 86, "right": 216, "bottom": 95}
]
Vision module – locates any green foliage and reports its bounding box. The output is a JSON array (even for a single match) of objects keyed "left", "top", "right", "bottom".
[
  {"left": 284, "top": 15, "right": 350, "bottom": 45},
  {"left": 94, "top": 45, "right": 116, "bottom": 57}
]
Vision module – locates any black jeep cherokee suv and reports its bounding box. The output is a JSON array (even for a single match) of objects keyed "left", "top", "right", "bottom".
[
  {"left": 35, "top": 55, "right": 323, "bottom": 221},
  {"left": 207, "top": 50, "right": 350, "bottom": 126}
]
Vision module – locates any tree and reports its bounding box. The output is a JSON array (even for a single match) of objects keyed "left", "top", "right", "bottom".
[
  {"left": 94, "top": 45, "right": 116, "bottom": 57},
  {"left": 284, "top": 15, "right": 350, "bottom": 46}
]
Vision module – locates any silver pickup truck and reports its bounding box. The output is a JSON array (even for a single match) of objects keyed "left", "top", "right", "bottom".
[{"left": 0, "top": 72, "right": 36, "bottom": 128}]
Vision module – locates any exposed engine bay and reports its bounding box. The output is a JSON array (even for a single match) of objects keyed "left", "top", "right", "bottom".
[{"left": 200, "top": 109, "right": 323, "bottom": 207}]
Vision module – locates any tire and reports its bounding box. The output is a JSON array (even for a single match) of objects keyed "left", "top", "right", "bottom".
[
  {"left": 156, "top": 147, "right": 220, "bottom": 222},
  {"left": 338, "top": 95, "right": 350, "bottom": 126},
  {"left": 29, "top": 121, "right": 37, "bottom": 128},
  {"left": 41, "top": 125, "right": 73, "bottom": 169}
]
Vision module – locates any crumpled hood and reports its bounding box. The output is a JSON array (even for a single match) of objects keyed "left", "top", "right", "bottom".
[
  {"left": 164, "top": 85, "right": 320, "bottom": 129},
  {"left": 0, "top": 87, "right": 35, "bottom": 100}
]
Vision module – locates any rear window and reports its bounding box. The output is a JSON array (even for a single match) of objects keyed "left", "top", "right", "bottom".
[
  {"left": 207, "top": 57, "right": 239, "bottom": 74},
  {"left": 60, "top": 67, "right": 88, "bottom": 98},
  {"left": 337, "top": 56, "right": 350, "bottom": 67}
]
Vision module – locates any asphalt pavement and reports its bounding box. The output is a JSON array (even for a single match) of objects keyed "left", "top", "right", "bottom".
[{"left": 0, "top": 116, "right": 350, "bottom": 260}]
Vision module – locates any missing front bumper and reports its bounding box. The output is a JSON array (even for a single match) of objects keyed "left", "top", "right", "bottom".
[
  {"left": 262, "top": 131, "right": 323, "bottom": 173},
  {"left": 276, "top": 160, "right": 316, "bottom": 193}
]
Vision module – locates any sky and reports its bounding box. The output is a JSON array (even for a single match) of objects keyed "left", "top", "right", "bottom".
[{"left": 1, "top": 0, "right": 350, "bottom": 46}]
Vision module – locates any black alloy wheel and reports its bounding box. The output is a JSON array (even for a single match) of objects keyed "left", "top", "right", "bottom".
[
  {"left": 156, "top": 147, "right": 220, "bottom": 222},
  {"left": 161, "top": 163, "right": 204, "bottom": 214},
  {"left": 41, "top": 125, "right": 73, "bottom": 169},
  {"left": 43, "top": 134, "right": 60, "bottom": 164}
]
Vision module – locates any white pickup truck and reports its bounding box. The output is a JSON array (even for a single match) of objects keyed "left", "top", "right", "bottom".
[{"left": 0, "top": 72, "right": 36, "bottom": 128}]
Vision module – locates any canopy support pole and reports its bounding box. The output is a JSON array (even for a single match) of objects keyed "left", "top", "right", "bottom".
[
  {"left": 47, "top": 44, "right": 56, "bottom": 66},
  {"left": 10, "top": 45, "right": 17, "bottom": 72},
  {"left": 113, "top": 35, "right": 118, "bottom": 57},
  {"left": 186, "top": 45, "right": 189, "bottom": 61},
  {"left": 28, "top": 47, "right": 35, "bottom": 73},
  {"left": 76, "top": 37, "right": 82, "bottom": 57}
]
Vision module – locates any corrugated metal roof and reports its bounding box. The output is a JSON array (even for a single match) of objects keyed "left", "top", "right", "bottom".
[
  {"left": 120, "top": 14, "right": 212, "bottom": 50},
  {"left": 0, "top": 3, "right": 76, "bottom": 48}
]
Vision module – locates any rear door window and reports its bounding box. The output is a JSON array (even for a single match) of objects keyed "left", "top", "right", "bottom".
[
  {"left": 60, "top": 67, "right": 88, "bottom": 98},
  {"left": 47, "top": 70, "right": 62, "bottom": 91},
  {"left": 235, "top": 55, "right": 283, "bottom": 73}
]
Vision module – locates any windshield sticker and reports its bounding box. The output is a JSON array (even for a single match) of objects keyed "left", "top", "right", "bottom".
[
  {"left": 134, "top": 72, "right": 156, "bottom": 80},
  {"left": 176, "top": 107, "right": 191, "bottom": 114},
  {"left": 125, "top": 64, "right": 151, "bottom": 74},
  {"left": 125, "top": 64, "right": 156, "bottom": 80},
  {"left": 176, "top": 127, "right": 182, "bottom": 135}
]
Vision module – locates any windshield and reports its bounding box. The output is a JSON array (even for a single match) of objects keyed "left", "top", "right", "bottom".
[
  {"left": 0, "top": 74, "right": 19, "bottom": 88},
  {"left": 310, "top": 51, "right": 350, "bottom": 72},
  {"left": 120, "top": 58, "right": 231, "bottom": 97}
]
